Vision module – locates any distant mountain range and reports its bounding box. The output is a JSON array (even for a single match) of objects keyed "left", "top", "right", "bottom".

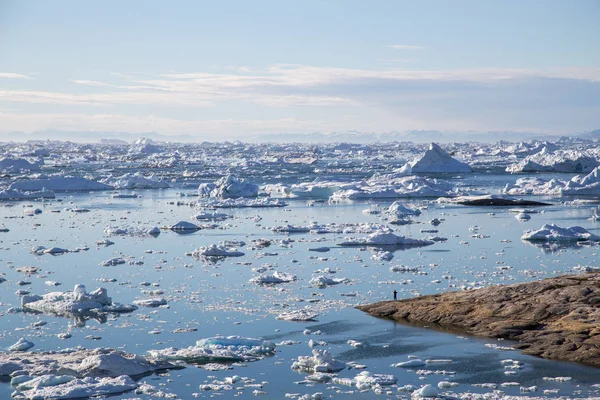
[{"left": 0, "top": 128, "right": 597, "bottom": 144}]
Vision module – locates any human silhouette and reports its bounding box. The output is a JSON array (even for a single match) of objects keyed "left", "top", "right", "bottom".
[{"left": 393, "top": 290, "right": 397, "bottom": 300}]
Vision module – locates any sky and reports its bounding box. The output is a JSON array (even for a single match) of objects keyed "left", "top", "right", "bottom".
[{"left": 0, "top": 0, "right": 599, "bottom": 140}]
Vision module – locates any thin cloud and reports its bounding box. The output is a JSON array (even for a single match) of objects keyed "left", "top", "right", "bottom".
[
  {"left": 387, "top": 45, "right": 425, "bottom": 50},
  {"left": 0, "top": 72, "right": 33, "bottom": 79}
]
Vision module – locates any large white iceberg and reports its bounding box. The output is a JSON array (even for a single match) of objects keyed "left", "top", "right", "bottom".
[
  {"left": 101, "top": 172, "right": 169, "bottom": 189},
  {"left": 250, "top": 272, "right": 297, "bottom": 284},
  {"left": 503, "top": 167, "right": 600, "bottom": 196},
  {"left": 521, "top": 224, "right": 600, "bottom": 242},
  {"left": 198, "top": 175, "right": 259, "bottom": 198},
  {"left": 410, "top": 143, "right": 473, "bottom": 173},
  {"left": 506, "top": 147, "right": 598, "bottom": 173},
  {"left": 192, "top": 244, "right": 245, "bottom": 258}
]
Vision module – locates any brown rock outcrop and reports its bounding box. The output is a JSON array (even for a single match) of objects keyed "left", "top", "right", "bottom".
[{"left": 358, "top": 272, "right": 600, "bottom": 366}]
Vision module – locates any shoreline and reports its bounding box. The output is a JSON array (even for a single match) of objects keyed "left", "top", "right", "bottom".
[{"left": 358, "top": 272, "right": 600, "bottom": 367}]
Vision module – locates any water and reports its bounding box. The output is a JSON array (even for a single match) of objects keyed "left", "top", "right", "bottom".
[{"left": 1, "top": 173, "right": 599, "bottom": 398}]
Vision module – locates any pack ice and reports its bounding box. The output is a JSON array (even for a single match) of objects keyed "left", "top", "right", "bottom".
[{"left": 148, "top": 336, "right": 276, "bottom": 363}]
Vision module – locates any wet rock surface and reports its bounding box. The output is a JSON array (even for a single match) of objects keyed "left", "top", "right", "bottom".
[{"left": 358, "top": 272, "right": 600, "bottom": 366}]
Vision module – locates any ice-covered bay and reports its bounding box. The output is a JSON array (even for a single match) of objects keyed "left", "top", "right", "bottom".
[{"left": 1, "top": 156, "right": 600, "bottom": 398}]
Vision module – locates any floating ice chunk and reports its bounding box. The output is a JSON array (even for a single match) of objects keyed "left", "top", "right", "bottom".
[
  {"left": 133, "top": 298, "right": 167, "bottom": 307},
  {"left": 277, "top": 309, "right": 319, "bottom": 322},
  {"left": 13, "top": 374, "right": 137, "bottom": 399},
  {"left": 168, "top": 221, "right": 202, "bottom": 231},
  {"left": 0, "top": 348, "right": 174, "bottom": 378},
  {"left": 272, "top": 224, "right": 312, "bottom": 233},
  {"left": 410, "top": 143, "right": 473, "bottom": 174},
  {"left": 521, "top": 224, "right": 600, "bottom": 242},
  {"left": 412, "top": 384, "right": 439, "bottom": 398},
  {"left": 8, "top": 338, "right": 34, "bottom": 352},
  {"left": 199, "top": 175, "right": 259, "bottom": 198},
  {"left": 101, "top": 172, "right": 169, "bottom": 189},
  {"left": 149, "top": 336, "right": 275, "bottom": 364},
  {"left": 309, "top": 276, "right": 349, "bottom": 288},
  {"left": 339, "top": 232, "right": 434, "bottom": 247},
  {"left": 372, "top": 250, "right": 394, "bottom": 261},
  {"left": 198, "top": 198, "right": 287, "bottom": 208},
  {"left": 104, "top": 225, "right": 160, "bottom": 237},
  {"left": 514, "top": 213, "right": 531, "bottom": 221},
  {"left": 100, "top": 257, "right": 126, "bottom": 266},
  {"left": 192, "top": 211, "right": 231, "bottom": 221},
  {"left": 333, "top": 371, "right": 397, "bottom": 391},
  {"left": 388, "top": 201, "right": 422, "bottom": 217},
  {"left": 192, "top": 244, "right": 245, "bottom": 257},
  {"left": 291, "top": 350, "right": 346, "bottom": 373},
  {"left": 21, "top": 285, "right": 137, "bottom": 315},
  {"left": 10, "top": 177, "right": 113, "bottom": 192},
  {"left": 392, "top": 359, "right": 426, "bottom": 368},
  {"left": 250, "top": 272, "right": 297, "bottom": 284}
]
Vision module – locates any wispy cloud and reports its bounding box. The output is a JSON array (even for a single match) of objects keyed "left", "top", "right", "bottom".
[
  {"left": 0, "top": 72, "right": 33, "bottom": 79},
  {"left": 1, "top": 65, "right": 599, "bottom": 135},
  {"left": 387, "top": 45, "right": 425, "bottom": 50}
]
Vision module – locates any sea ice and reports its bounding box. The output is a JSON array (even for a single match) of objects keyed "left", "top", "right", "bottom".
[
  {"left": 198, "top": 175, "right": 259, "bottom": 198},
  {"left": 148, "top": 336, "right": 276, "bottom": 364},
  {"left": 291, "top": 350, "right": 346, "bottom": 373},
  {"left": 521, "top": 224, "right": 600, "bottom": 242},
  {"left": 338, "top": 232, "right": 434, "bottom": 247},
  {"left": 21, "top": 284, "right": 138, "bottom": 315}
]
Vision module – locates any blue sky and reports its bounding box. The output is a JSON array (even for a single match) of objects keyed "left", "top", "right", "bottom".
[{"left": 0, "top": 0, "right": 599, "bottom": 139}]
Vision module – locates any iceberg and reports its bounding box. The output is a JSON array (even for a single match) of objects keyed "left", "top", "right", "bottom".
[
  {"left": 101, "top": 172, "right": 170, "bottom": 189},
  {"left": 277, "top": 309, "right": 319, "bottom": 322},
  {"left": 21, "top": 284, "right": 138, "bottom": 315},
  {"left": 309, "top": 276, "right": 349, "bottom": 288},
  {"left": 410, "top": 143, "right": 473, "bottom": 173},
  {"left": 192, "top": 244, "right": 245, "bottom": 258},
  {"left": 506, "top": 147, "right": 598, "bottom": 173},
  {"left": 198, "top": 175, "right": 259, "bottom": 198},
  {"left": 521, "top": 224, "right": 600, "bottom": 242},
  {"left": 249, "top": 272, "right": 297, "bottom": 284}
]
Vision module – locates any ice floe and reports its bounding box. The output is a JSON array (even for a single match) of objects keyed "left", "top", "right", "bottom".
[
  {"left": 148, "top": 336, "right": 276, "bottom": 364},
  {"left": 21, "top": 284, "right": 138, "bottom": 315},
  {"left": 100, "top": 172, "right": 169, "bottom": 189},
  {"left": 506, "top": 147, "right": 598, "bottom": 173},
  {"left": 199, "top": 175, "right": 259, "bottom": 198},
  {"left": 521, "top": 224, "right": 600, "bottom": 242},
  {"left": 291, "top": 349, "right": 346, "bottom": 373},
  {"left": 338, "top": 232, "right": 434, "bottom": 248}
]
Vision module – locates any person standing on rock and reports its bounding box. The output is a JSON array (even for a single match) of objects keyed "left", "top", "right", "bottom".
[{"left": 393, "top": 290, "right": 397, "bottom": 300}]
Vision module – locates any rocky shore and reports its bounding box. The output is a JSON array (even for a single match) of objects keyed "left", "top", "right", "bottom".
[{"left": 358, "top": 272, "right": 600, "bottom": 366}]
